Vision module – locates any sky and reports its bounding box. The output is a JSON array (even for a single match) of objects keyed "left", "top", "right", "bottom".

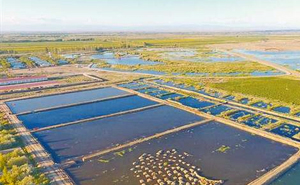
[{"left": 1, "top": 0, "right": 300, "bottom": 32}]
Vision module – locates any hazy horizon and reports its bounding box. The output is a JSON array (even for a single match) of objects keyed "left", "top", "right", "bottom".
[{"left": 1, "top": 0, "right": 300, "bottom": 32}]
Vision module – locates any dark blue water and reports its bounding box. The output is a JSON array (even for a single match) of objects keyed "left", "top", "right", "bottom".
[
  {"left": 18, "top": 95, "right": 157, "bottom": 130},
  {"left": 6, "top": 87, "right": 129, "bottom": 114},
  {"left": 229, "top": 110, "right": 254, "bottom": 121},
  {"left": 33, "top": 105, "right": 203, "bottom": 163},
  {"left": 273, "top": 106, "right": 291, "bottom": 114},
  {"left": 66, "top": 121, "right": 298, "bottom": 185},
  {"left": 270, "top": 124, "right": 300, "bottom": 141},
  {"left": 224, "top": 95, "right": 235, "bottom": 101},
  {"left": 242, "top": 115, "right": 278, "bottom": 129},
  {"left": 176, "top": 97, "right": 215, "bottom": 109},
  {"left": 201, "top": 105, "right": 233, "bottom": 116},
  {"left": 159, "top": 93, "right": 184, "bottom": 100},
  {"left": 269, "top": 161, "right": 300, "bottom": 185}
]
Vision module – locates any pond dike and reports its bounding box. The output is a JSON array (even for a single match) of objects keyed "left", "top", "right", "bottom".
[
  {"left": 0, "top": 103, "right": 74, "bottom": 185},
  {"left": 81, "top": 119, "right": 213, "bottom": 161}
]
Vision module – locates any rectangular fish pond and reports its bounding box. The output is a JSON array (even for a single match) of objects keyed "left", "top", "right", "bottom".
[
  {"left": 175, "top": 97, "right": 215, "bottom": 110},
  {"left": 6, "top": 87, "right": 130, "bottom": 114},
  {"left": 33, "top": 105, "right": 204, "bottom": 163},
  {"left": 201, "top": 105, "right": 234, "bottom": 116},
  {"left": 18, "top": 95, "right": 157, "bottom": 130},
  {"left": 65, "top": 121, "right": 298, "bottom": 185}
]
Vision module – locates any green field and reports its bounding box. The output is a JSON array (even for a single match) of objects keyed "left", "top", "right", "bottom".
[
  {"left": 209, "top": 77, "right": 300, "bottom": 105},
  {"left": 109, "top": 60, "right": 274, "bottom": 75},
  {"left": 0, "top": 35, "right": 271, "bottom": 54}
]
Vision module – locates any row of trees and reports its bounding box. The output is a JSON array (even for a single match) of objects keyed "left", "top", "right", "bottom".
[{"left": 0, "top": 113, "right": 49, "bottom": 184}]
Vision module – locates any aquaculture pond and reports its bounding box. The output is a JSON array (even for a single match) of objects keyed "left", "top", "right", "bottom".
[
  {"left": 251, "top": 101, "right": 271, "bottom": 109},
  {"left": 6, "top": 57, "right": 26, "bottom": 69},
  {"left": 176, "top": 97, "right": 215, "bottom": 109},
  {"left": 242, "top": 115, "right": 278, "bottom": 129},
  {"left": 118, "top": 82, "right": 150, "bottom": 90},
  {"left": 66, "top": 121, "right": 297, "bottom": 185},
  {"left": 269, "top": 161, "right": 300, "bottom": 185},
  {"left": 239, "top": 98, "right": 250, "bottom": 105},
  {"left": 18, "top": 95, "right": 157, "bottom": 130},
  {"left": 273, "top": 106, "right": 291, "bottom": 114},
  {"left": 235, "top": 50, "right": 300, "bottom": 70},
  {"left": 29, "top": 56, "right": 51, "bottom": 67},
  {"left": 229, "top": 110, "right": 254, "bottom": 121},
  {"left": 33, "top": 105, "right": 203, "bottom": 163},
  {"left": 270, "top": 124, "right": 300, "bottom": 141},
  {"left": 223, "top": 95, "right": 235, "bottom": 101},
  {"left": 92, "top": 53, "right": 159, "bottom": 66},
  {"left": 201, "top": 105, "right": 234, "bottom": 116},
  {"left": 6, "top": 87, "right": 129, "bottom": 114},
  {"left": 159, "top": 93, "right": 184, "bottom": 100}
]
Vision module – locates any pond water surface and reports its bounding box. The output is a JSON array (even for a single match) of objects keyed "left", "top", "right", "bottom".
[
  {"left": 18, "top": 95, "right": 157, "bottom": 129},
  {"left": 6, "top": 87, "right": 129, "bottom": 114},
  {"left": 235, "top": 50, "right": 300, "bottom": 70},
  {"left": 269, "top": 161, "right": 300, "bottom": 185},
  {"left": 33, "top": 105, "right": 203, "bottom": 163},
  {"left": 66, "top": 121, "right": 297, "bottom": 185}
]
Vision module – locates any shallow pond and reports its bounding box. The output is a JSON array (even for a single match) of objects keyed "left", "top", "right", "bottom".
[
  {"left": 235, "top": 50, "right": 300, "bottom": 70},
  {"left": 18, "top": 95, "right": 157, "bottom": 130},
  {"left": 6, "top": 87, "right": 129, "bottom": 114},
  {"left": 33, "top": 105, "right": 203, "bottom": 163},
  {"left": 66, "top": 121, "right": 297, "bottom": 185},
  {"left": 92, "top": 53, "right": 159, "bottom": 66}
]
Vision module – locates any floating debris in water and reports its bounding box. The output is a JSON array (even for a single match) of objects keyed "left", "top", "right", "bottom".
[{"left": 131, "top": 149, "right": 223, "bottom": 185}]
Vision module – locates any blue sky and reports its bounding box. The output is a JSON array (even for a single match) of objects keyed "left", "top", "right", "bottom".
[{"left": 1, "top": 0, "right": 300, "bottom": 32}]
